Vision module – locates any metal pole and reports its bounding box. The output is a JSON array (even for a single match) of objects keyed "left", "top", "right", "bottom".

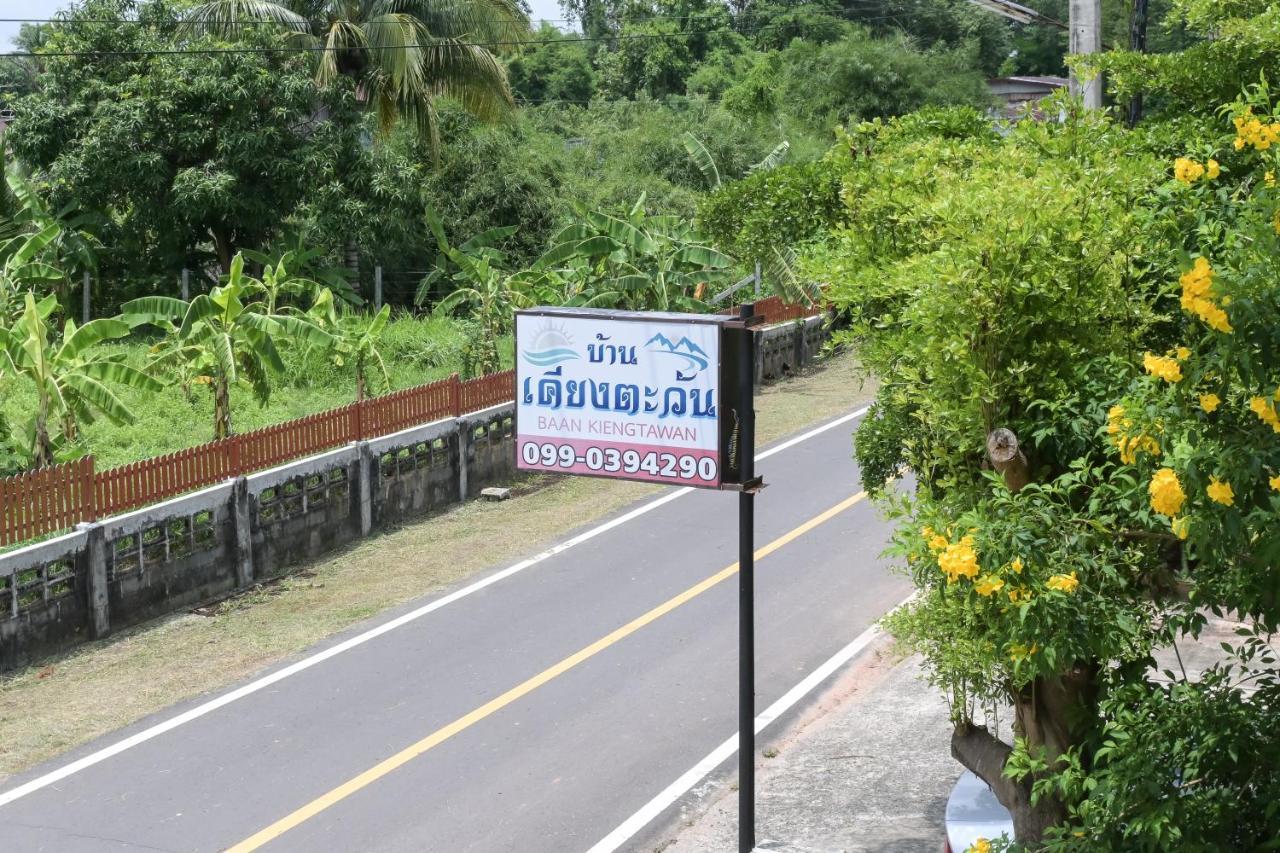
[
  {"left": 181, "top": 268, "right": 190, "bottom": 300},
  {"left": 753, "top": 262, "right": 762, "bottom": 298},
  {"left": 82, "top": 271, "right": 90, "bottom": 324},
  {"left": 737, "top": 302, "right": 757, "bottom": 853},
  {"left": 375, "top": 265, "right": 383, "bottom": 310}
]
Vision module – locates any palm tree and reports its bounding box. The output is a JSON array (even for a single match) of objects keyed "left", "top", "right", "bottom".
[
  {"left": 184, "top": 0, "right": 529, "bottom": 149},
  {"left": 125, "top": 254, "right": 334, "bottom": 440},
  {"left": 0, "top": 292, "right": 162, "bottom": 468}
]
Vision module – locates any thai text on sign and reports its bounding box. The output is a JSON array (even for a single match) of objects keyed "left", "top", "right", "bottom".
[{"left": 515, "top": 309, "right": 726, "bottom": 488}]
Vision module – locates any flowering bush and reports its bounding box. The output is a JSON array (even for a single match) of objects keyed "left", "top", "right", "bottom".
[{"left": 816, "top": 88, "right": 1280, "bottom": 847}]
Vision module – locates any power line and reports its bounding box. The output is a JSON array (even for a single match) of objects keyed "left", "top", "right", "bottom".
[{"left": 0, "top": 13, "right": 918, "bottom": 60}]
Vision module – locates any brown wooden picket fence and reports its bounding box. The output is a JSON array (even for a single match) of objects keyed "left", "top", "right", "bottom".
[
  {"left": 720, "top": 295, "right": 825, "bottom": 324},
  {"left": 0, "top": 457, "right": 95, "bottom": 547},
  {"left": 1, "top": 371, "right": 515, "bottom": 546}
]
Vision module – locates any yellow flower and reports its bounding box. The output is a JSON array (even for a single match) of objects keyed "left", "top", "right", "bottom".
[
  {"left": 1235, "top": 136, "right": 1247, "bottom": 151},
  {"left": 1047, "top": 571, "right": 1080, "bottom": 593},
  {"left": 938, "top": 536, "right": 980, "bottom": 583},
  {"left": 1206, "top": 159, "right": 1220, "bottom": 179},
  {"left": 1149, "top": 468, "right": 1186, "bottom": 517},
  {"left": 1207, "top": 477, "right": 1235, "bottom": 506},
  {"left": 1250, "top": 396, "right": 1280, "bottom": 432},
  {"left": 1011, "top": 557, "right": 1024, "bottom": 574},
  {"left": 1270, "top": 474, "right": 1280, "bottom": 492},
  {"left": 1267, "top": 170, "right": 1277, "bottom": 188},
  {"left": 1200, "top": 393, "right": 1221, "bottom": 413},
  {"left": 1179, "top": 258, "right": 1232, "bottom": 333},
  {"left": 1143, "top": 353, "right": 1183, "bottom": 383},
  {"left": 967, "top": 838, "right": 992, "bottom": 853},
  {"left": 1009, "top": 642, "right": 1039, "bottom": 662},
  {"left": 975, "top": 575, "right": 1005, "bottom": 597},
  {"left": 1176, "top": 346, "right": 1191, "bottom": 360},
  {"left": 1008, "top": 586, "right": 1031, "bottom": 604},
  {"left": 1174, "top": 157, "right": 1205, "bottom": 184},
  {"left": 1171, "top": 516, "right": 1190, "bottom": 540}
]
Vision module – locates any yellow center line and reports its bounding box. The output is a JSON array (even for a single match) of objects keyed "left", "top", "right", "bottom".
[{"left": 227, "top": 490, "right": 868, "bottom": 852}]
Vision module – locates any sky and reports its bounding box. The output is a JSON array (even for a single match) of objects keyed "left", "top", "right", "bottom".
[{"left": 1, "top": 0, "right": 570, "bottom": 50}]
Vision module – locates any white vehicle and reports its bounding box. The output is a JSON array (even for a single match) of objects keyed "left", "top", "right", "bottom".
[{"left": 943, "top": 769, "right": 1014, "bottom": 852}]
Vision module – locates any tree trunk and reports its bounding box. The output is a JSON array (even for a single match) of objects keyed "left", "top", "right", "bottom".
[
  {"left": 356, "top": 361, "right": 367, "bottom": 402},
  {"left": 62, "top": 412, "right": 78, "bottom": 443},
  {"left": 952, "top": 663, "right": 1100, "bottom": 845},
  {"left": 213, "top": 375, "right": 232, "bottom": 440},
  {"left": 32, "top": 397, "right": 54, "bottom": 469},
  {"left": 212, "top": 228, "right": 234, "bottom": 276}
]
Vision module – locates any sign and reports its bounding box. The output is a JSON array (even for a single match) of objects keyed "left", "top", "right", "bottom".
[{"left": 515, "top": 308, "right": 745, "bottom": 489}]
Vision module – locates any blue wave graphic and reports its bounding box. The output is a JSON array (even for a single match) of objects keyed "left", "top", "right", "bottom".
[{"left": 523, "top": 347, "right": 580, "bottom": 366}]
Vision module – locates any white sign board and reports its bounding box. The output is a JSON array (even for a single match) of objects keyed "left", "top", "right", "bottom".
[{"left": 515, "top": 309, "right": 724, "bottom": 488}]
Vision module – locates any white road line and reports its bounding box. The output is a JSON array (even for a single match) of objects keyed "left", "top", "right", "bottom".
[
  {"left": 0, "top": 407, "right": 868, "bottom": 808},
  {"left": 584, "top": 592, "right": 916, "bottom": 853}
]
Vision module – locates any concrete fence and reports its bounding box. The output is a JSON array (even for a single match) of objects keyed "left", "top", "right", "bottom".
[{"left": 0, "top": 315, "right": 830, "bottom": 670}]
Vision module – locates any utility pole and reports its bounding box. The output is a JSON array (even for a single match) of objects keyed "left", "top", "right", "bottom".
[
  {"left": 82, "top": 271, "right": 90, "bottom": 324},
  {"left": 1127, "top": 0, "right": 1148, "bottom": 126},
  {"left": 1069, "top": 0, "right": 1103, "bottom": 109}
]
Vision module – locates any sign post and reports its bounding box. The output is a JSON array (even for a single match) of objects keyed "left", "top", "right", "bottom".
[{"left": 514, "top": 306, "right": 760, "bottom": 851}]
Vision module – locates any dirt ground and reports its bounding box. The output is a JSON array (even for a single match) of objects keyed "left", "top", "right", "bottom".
[{"left": 0, "top": 351, "right": 876, "bottom": 781}]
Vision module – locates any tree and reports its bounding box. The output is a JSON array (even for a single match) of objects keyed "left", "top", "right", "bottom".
[
  {"left": 9, "top": 0, "right": 354, "bottom": 282},
  {"left": 507, "top": 24, "right": 596, "bottom": 104},
  {"left": 535, "top": 194, "right": 735, "bottom": 311},
  {"left": 421, "top": 209, "right": 531, "bottom": 376},
  {"left": 125, "top": 254, "right": 334, "bottom": 440},
  {"left": 810, "top": 76, "right": 1280, "bottom": 845},
  {"left": 185, "top": 0, "right": 528, "bottom": 149},
  {"left": 0, "top": 292, "right": 161, "bottom": 468}
]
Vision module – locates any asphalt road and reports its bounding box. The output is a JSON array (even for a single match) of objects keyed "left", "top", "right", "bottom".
[{"left": 0, "top": 409, "right": 911, "bottom": 853}]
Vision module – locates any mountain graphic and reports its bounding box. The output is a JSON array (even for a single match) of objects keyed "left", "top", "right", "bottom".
[
  {"left": 645, "top": 333, "right": 709, "bottom": 379},
  {"left": 645, "top": 334, "right": 708, "bottom": 358}
]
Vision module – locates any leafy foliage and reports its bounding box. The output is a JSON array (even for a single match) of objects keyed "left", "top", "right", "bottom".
[{"left": 0, "top": 292, "right": 161, "bottom": 468}]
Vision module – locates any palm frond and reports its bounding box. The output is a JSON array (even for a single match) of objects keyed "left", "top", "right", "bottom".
[
  {"left": 379, "top": 0, "right": 529, "bottom": 44},
  {"left": 183, "top": 0, "right": 311, "bottom": 38}
]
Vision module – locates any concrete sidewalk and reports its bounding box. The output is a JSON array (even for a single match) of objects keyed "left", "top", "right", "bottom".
[
  {"left": 651, "top": 613, "right": 1261, "bottom": 853},
  {"left": 653, "top": 640, "right": 959, "bottom": 853}
]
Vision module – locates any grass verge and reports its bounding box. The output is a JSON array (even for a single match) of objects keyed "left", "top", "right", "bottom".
[{"left": 0, "top": 351, "right": 874, "bottom": 781}]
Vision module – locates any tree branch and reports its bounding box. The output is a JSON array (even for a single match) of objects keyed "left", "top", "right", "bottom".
[{"left": 987, "top": 427, "right": 1030, "bottom": 493}]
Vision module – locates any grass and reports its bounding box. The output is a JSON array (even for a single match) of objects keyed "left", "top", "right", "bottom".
[
  {"left": 0, "top": 315, "right": 513, "bottom": 470},
  {"left": 0, "top": 350, "right": 874, "bottom": 782}
]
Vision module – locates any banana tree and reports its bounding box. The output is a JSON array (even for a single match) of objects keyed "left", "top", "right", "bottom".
[
  {"left": 682, "top": 132, "right": 817, "bottom": 306},
  {"left": 434, "top": 250, "right": 533, "bottom": 377},
  {"left": 125, "top": 254, "right": 334, "bottom": 440},
  {"left": 534, "top": 195, "right": 735, "bottom": 312},
  {"left": 0, "top": 292, "right": 162, "bottom": 468},
  {"left": 306, "top": 287, "right": 391, "bottom": 401},
  {"left": 0, "top": 144, "right": 100, "bottom": 317}
]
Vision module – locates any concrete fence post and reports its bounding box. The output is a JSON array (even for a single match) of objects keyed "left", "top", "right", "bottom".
[
  {"left": 77, "top": 522, "right": 110, "bottom": 639},
  {"left": 374, "top": 266, "right": 383, "bottom": 310},
  {"left": 231, "top": 477, "right": 255, "bottom": 588},
  {"left": 82, "top": 271, "right": 91, "bottom": 324},
  {"left": 456, "top": 418, "right": 471, "bottom": 501},
  {"left": 355, "top": 440, "right": 374, "bottom": 536},
  {"left": 181, "top": 268, "right": 190, "bottom": 301}
]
